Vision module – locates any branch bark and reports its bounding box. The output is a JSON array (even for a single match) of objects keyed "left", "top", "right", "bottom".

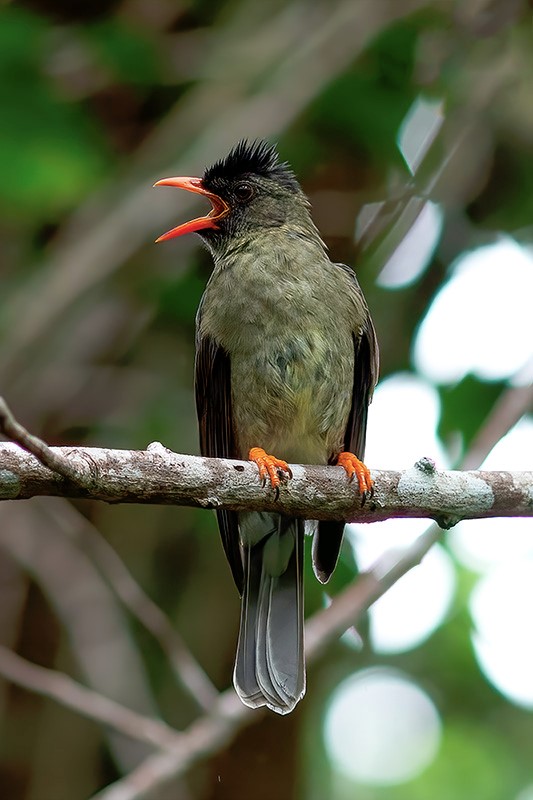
[{"left": 0, "top": 442, "right": 531, "bottom": 526}]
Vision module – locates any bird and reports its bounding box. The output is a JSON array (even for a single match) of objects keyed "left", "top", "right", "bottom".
[{"left": 154, "top": 140, "right": 378, "bottom": 714}]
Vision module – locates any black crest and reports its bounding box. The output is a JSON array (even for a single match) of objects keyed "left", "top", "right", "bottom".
[{"left": 203, "top": 140, "right": 299, "bottom": 191}]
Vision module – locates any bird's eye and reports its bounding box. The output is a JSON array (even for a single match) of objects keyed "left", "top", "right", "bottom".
[{"left": 234, "top": 182, "right": 254, "bottom": 201}]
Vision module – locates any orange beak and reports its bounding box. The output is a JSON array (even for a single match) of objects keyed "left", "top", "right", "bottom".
[{"left": 153, "top": 177, "right": 230, "bottom": 242}]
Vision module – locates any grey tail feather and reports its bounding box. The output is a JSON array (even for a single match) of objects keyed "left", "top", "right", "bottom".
[{"left": 233, "top": 514, "right": 305, "bottom": 715}]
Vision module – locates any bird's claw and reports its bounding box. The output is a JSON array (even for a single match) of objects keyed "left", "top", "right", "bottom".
[
  {"left": 248, "top": 447, "right": 292, "bottom": 497},
  {"left": 336, "top": 452, "right": 373, "bottom": 506}
]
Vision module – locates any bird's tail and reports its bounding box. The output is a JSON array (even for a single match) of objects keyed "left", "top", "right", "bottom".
[{"left": 233, "top": 513, "right": 305, "bottom": 715}]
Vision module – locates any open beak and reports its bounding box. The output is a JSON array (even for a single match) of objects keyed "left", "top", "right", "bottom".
[{"left": 153, "top": 176, "right": 229, "bottom": 242}]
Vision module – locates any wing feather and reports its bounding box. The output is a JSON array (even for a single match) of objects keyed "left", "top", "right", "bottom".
[
  {"left": 313, "top": 265, "right": 379, "bottom": 583},
  {"left": 195, "top": 304, "right": 244, "bottom": 592}
]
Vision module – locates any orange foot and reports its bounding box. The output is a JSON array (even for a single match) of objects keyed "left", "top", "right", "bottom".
[
  {"left": 249, "top": 447, "right": 292, "bottom": 498},
  {"left": 337, "top": 452, "right": 373, "bottom": 505}
]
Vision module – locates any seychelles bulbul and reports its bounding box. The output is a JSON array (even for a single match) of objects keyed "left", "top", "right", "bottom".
[{"left": 154, "top": 140, "right": 378, "bottom": 714}]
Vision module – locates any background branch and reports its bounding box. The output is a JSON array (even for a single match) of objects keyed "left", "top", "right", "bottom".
[
  {"left": 90, "top": 522, "right": 444, "bottom": 800},
  {"left": 40, "top": 500, "right": 219, "bottom": 713},
  {"left": 0, "top": 646, "right": 182, "bottom": 752}
]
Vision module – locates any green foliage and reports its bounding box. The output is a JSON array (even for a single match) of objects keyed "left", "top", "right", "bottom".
[
  {"left": 407, "top": 722, "right": 525, "bottom": 800},
  {"left": 438, "top": 376, "right": 506, "bottom": 458},
  {"left": 310, "top": 20, "right": 420, "bottom": 164},
  {"left": 154, "top": 267, "right": 206, "bottom": 326},
  {"left": 0, "top": 7, "right": 110, "bottom": 221},
  {"left": 83, "top": 19, "right": 161, "bottom": 86},
  {"left": 470, "top": 144, "right": 533, "bottom": 232}
]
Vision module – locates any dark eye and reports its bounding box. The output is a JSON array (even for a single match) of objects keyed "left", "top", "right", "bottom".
[{"left": 234, "top": 182, "right": 254, "bottom": 201}]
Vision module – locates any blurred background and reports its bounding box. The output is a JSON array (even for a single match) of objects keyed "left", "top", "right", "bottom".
[{"left": 1, "top": 0, "right": 532, "bottom": 798}]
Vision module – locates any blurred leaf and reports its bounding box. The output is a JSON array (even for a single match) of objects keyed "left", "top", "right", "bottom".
[
  {"left": 310, "top": 20, "right": 420, "bottom": 162},
  {"left": 0, "top": 8, "right": 110, "bottom": 220},
  {"left": 311, "top": 71, "right": 411, "bottom": 162},
  {"left": 153, "top": 268, "right": 206, "bottom": 326},
  {"left": 84, "top": 19, "right": 161, "bottom": 86},
  {"left": 405, "top": 721, "right": 525, "bottom": 800},
  {"left": 469, "top": 144, "right": 533, "bottom": 232},
  {"left": 438, "top": 376, "right": 506, "bottom": 457}
]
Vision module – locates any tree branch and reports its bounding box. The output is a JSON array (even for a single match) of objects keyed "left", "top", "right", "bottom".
[
  {"left": 0, "top": 396, "right": 87, "bottom": 484},
  {"left": 0, "top": 645, "right": 182, "bottom": 751},
  {"left": 39, "top": 499, "right": 219, "bottom": 713},
  {"left": 0, "top": 440, "right": 530, "bottom": 525}
]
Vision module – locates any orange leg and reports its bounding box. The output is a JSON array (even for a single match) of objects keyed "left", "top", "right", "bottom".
[
  {"left": 336, "top": 452, "right": 373, "bottom": 505},
  {"left": 248, "top": 447, "right": 292, "bottom": 496}
]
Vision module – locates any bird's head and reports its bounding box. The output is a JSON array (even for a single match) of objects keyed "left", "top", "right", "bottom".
[{"left": 154, "top": 140, "right": 312, "bottom": 253}]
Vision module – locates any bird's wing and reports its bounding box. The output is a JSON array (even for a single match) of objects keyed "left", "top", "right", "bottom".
[
  {"left": 314, "top": 264, "right": 379, "bottom": 584},
  {"left": 345, "top": 317, "right": 379, "bottom": 460},
  {"left": 195, "top": 303, "right": 244, "bottom": 593},
  {"left": 335, "top": 263, "right": 379, "bottom": 458}
]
